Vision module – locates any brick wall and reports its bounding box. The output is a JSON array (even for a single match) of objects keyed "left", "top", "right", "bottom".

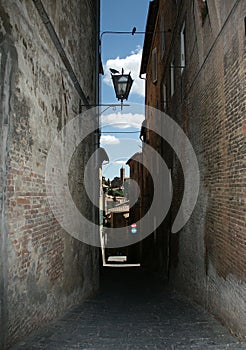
[
  {"left": 169, "top": 0, "right": 245, "bottom": 339},
  {"left": 141, "top": 0, "right": 245, "bottom": 339},
  {"left": 140, "top": 0, "right": 173, "bottom": 277},
  {"left": 0, "top": 1, "right": 100, "bottom": 347}
]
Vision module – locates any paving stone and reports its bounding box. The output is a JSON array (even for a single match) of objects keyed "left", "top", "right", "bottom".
[{"left": 11, "top": 268, "right": 246, "bottom": 350}]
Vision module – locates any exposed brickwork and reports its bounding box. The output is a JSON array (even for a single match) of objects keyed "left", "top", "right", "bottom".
[
  {"left": 141, "top": 0, "right": 245, "bottom": 339},
  {"left": 0, "top": 1, "right": 100, "bottom": 348}
]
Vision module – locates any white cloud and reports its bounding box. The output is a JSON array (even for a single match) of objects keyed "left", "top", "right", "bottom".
[
  {"left": 112, "top": 160, "right": 127, "bottom": 165},
  {"left": 100, "top": 135, "right": 120, "bottom": 145},
  {"left": 101, "top": 112, "right": 144, "bottom": 129},
  {"left": 103, "top": 47, "right": 145, "bottom": 98}
]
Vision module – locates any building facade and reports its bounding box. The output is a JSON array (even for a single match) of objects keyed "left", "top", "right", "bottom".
[
  {"left": 140, "top": 0, "right": 245, "bottom": 338},
  {"left": 0, "top": 0, "right": 100, "bottom": 347}
]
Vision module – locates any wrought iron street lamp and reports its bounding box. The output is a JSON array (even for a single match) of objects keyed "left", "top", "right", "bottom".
[{"left": 111, "top": 68, "right": 133, "bottom": 109}]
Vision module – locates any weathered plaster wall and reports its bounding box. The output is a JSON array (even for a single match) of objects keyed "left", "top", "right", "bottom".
[{"left": 0, "top": 1, "right": 99, "bottom": 347}]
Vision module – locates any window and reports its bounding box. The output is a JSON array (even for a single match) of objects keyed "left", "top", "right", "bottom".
[
  {"left": 161, "top": 16, "right": 165, "bottom": 59},
  {"left": 152, "top": 47, "right": 157, "bottom": 83},
  {"left": 180, "top": 22, "right": 185, "bottom": 74},
  {"left": 163, "top": 80, "right": 167, "bottom": 111},
  {"left": 170, "top": 58, "right": 175, "bottom": 97}
]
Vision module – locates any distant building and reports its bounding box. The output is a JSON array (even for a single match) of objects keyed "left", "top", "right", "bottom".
[
  {"left": 111, "top": 166, "right": 127, "bottom": 188},
  {"left": 111, "top": 176, "right": 122, "bottom": 189},
  {"left": 123, "top": 178, "right": 130, "bottom": 200},
  {"left": 126, "top": 152, "right": 145, "bottom": 264},
  {"left": 120, "top": 166, "right": 125, "bottom": 183},
  {"left": 126, "top": 152, "right": 144, "bottom": 225}
]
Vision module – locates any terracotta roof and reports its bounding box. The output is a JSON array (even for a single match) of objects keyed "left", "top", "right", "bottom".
[{"left": 126, "top": 152, "right": 142, "bottom": 165}]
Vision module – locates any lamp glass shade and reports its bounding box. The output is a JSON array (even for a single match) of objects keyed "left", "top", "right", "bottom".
[
  {"left": 117, "top": 76, "right": 128, "bottom": 97},
  {"left": 112, "top": 73, "right": 133, "bottom": 101}
]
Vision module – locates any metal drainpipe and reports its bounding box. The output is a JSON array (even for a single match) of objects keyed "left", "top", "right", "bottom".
[{"left": 32, "top": 0, "right": 90, "bottom": 108}]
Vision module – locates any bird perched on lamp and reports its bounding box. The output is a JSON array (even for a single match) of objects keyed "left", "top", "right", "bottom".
[{"left": 109, "top": 68, "right": 120, "bottom": 74}]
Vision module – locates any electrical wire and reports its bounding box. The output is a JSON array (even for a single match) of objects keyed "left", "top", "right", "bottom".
[{"left": 100, "top": 131, "right": 140, "bottom": 134}]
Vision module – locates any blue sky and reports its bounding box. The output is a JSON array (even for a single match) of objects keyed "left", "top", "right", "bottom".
[{"left": 100, "top": 0, "right": 150, "bottom": 180}]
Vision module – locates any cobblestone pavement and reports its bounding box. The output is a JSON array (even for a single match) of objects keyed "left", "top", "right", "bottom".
[{"left": 12, "top": 268, "right": 246, "bottom": 350}]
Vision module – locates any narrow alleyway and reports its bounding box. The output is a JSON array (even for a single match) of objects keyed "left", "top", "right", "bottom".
[{"left": 12, "top": 268, "right": 245, "bottom": 350}]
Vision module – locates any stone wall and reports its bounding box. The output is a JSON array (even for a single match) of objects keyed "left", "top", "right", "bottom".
[{"left": 0, "top": 0, "right": 100, "bottom": 347}]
